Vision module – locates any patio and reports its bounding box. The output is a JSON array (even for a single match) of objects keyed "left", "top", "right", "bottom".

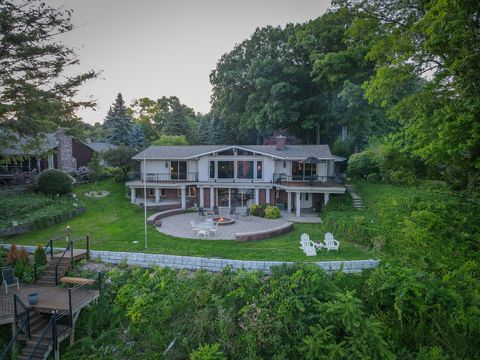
[{"left": 156, "top": 211, "right": 289, "bottom": 240}]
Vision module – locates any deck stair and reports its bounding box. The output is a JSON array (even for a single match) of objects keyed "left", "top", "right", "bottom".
[{"left": 345, "top": 184, "right": 364, "bottom": 211}]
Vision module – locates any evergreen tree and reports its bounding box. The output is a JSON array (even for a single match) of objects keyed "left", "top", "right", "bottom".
[
  {"left": 129, "top": 123, "right": 147, "bottom": 150},
  {"left": 103, "top": 93, "right": 132, "bottom": 146},
  {"left": 197, "top": 115, "right": 213, "bottom": 144},
  {"left": 162, "top": 100, "right": 189, "bottom": 137},
  {"left": 211, "top": 116, "right": 228, "bottom": 145}
]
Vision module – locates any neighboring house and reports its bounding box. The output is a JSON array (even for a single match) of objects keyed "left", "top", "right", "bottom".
[
  {"left": 126, "top": 136, "right": 345, "bottom": 217},
  {"left": 0, "top": 129, "right": 115, "bottom": 184}
]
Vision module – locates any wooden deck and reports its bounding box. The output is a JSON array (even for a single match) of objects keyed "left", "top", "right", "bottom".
[
  {"left": 53, "top": 249, "right": 87, "bottom": 261},
  {"left": 0, "top": 282, "right": 99, "bottom": 324}
]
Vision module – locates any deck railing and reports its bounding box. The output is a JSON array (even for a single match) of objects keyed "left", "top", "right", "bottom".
[
  {"left": 27, "top": 317, "right": 53, "bottom": 360},
  {"left": 68, "top": 273, "right": 102, "bottom": 312},
  {"left": 273, "top": 173, "right": 345, "bottom": 186},
  {"left": 1, "top": 295, "right": 30, "bottom": 360},
  {"left": 137, "top": 172, "right": 199, "bottom": 182},
  {"left": 0, "top": 295, "right": 14, "bottom": 323}
]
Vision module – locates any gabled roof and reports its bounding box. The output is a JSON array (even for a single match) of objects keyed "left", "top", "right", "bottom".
[
  {"left": 133, "top": 144, "right": 335, "bottom": 160},
  {"left": 1, "top": 133, "right": 57, "bottom": 156},
  {"left": 85, "top": 142, "right": 116, "bottom": 152}
]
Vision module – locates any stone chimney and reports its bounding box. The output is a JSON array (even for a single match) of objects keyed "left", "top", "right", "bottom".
[
  {"left": 275, "top": 135, "right": 286, "bottom": 151},
  {"left": 55, "top": 128, "right": 77, "bottom": 172}
]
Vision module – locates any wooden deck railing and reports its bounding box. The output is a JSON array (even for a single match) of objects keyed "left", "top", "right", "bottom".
[{"left": 1, "top": 295, "right": 30, "bottom": 360}]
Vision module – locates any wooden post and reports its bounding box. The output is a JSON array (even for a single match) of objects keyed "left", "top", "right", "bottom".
[{"left": 86, "top": 235, "right": 91, "bottom": 260}]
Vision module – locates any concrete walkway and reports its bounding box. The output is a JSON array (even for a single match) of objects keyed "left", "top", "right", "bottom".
[{"left": 345, "top": 184, "right": 364, "bottom": 210}]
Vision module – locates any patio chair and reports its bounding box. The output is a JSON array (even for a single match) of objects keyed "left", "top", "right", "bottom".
[
  {"left": 190, "top": 220, "right": 200, "bottom": 233},
  {"left": 324, "top": 232, "right": 340, "bottom": 251},
  {"left": 299, "top": 234, "right": 317, "bottom": 256},
  {"left": 198, "top": 207, "right": 205, "bottom": 217},
  {"left": 208, "top": 222, "right": 219, "bottom": 238},
  {"left": 196, "top": 228, "right": 209, "bottom": 239},
  {"left": 300, "top": 233, "right": 324, "bottom": 251},
  {"left": 242, "top": 207, "right": 250, "bottom": 221},
  {"left": 1, "top": 267, "right": 19, "bottom": 294},
  {"left": 213, "top": 206, "right": 219, "bottom": 216}
]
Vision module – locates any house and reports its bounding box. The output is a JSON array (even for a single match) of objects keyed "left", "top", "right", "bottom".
[
  {"left": 126, "top": 136, "right": 345, "bottom": 217},
  {"left": 0, "top": 129, "right": 115, "bottom": 184}
]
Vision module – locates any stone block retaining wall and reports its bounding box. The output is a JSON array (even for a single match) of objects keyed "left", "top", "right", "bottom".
[
  {"left": 2, "top": 245, "right": 380, "bottom": 274},
  {"left": 235, "top": 222, "right": 294, "bottom": 242}
]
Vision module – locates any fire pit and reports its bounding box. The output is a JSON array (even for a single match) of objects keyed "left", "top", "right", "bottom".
[{"left": 212, "top": 217, "right": 235, "bottom": 225}]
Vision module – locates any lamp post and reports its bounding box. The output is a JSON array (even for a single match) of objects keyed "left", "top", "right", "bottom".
[
  {"left": 143, "top": 153, "right": 148, "bottom": 249},
  {"left": 66, "top": 225, "right": 71, "bottom": 242}
]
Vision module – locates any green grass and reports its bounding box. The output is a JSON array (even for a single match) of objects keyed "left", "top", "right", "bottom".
[{"left": 3, "top": 179, "right": 372, "bottom": 261}]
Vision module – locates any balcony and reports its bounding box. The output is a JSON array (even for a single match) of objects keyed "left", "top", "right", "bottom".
[
  {"left": 273, "top": 173, "right": 345, "bottom": 187},
  {"left": 133, "top": 172, "right": 199, "bottom": 183}
]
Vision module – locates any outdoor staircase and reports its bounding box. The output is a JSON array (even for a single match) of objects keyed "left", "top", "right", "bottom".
[
  {"left": 35, "top": 256, "right": 71, "bottom": 287},
  {"left": 17, "top": 310, "right": 51, "bottom": 360},
  {"left": 345, "top": 184, "right": 364, "bottom": 211}
]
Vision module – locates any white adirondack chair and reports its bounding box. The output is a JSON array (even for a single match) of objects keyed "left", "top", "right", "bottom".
[
  {"left": 299, "top": 234, "right": 317, "bottom": 256},
  {"left": 301, "top": 233, "right": 325, "bottom": 251},
  {"left": 324, "top": 232, "right": 340, "bottom": 251}
]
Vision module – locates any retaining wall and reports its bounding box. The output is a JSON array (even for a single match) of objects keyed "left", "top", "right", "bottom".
[{"left": 2, "top": 245, "right": 380, "bottom": 274}]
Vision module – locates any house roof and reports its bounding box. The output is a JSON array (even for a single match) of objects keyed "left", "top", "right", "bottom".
[
  {"left": 133, "top": 144, "right": 335, "bottom": 160},
  {"left": 85, "top": 142, "right": 116, "bottom": 152},
  {"left": 1, "top": 133, "right": 58, "bottom": 156}
]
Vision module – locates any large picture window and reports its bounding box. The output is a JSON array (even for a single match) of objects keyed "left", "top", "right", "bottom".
[
  {"left": 292, "top": 161, "right": 316, "bottom": 180},
  {"left": 171, "top": 161, "right": 187, "bottom": 180},
  {"left": 256, "top": 161, "right": 263, "bottom": 179},
  {"left": 218, "top": 161, "right": 234, "bottom": 178},
  {"left": 237, "top": 161, "right": 254, "bottom": 179}
]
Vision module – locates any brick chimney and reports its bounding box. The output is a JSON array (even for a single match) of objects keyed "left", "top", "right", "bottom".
[
  {"left": 275, "top": 135, "right": 286, "bottom": 151},
  {"left": 55, "top": 128, "right": 77, "bottom": 172}
]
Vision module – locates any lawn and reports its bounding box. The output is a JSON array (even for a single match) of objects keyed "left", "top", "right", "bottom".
[{"left": 3, "top": 179, "right": 372, "bottom": 261}]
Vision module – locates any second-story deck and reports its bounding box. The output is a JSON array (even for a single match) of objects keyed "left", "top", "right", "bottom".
[{"left": 273, "top": 173, "right": 345, "bottom": 189}]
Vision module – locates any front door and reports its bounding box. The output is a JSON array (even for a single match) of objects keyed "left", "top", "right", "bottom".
[{"left": 301, "top": 193, "right": 312, "bottom": 208}]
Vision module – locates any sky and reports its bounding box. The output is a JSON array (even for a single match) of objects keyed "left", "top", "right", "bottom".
[{"left": 47, "top": 0, "right": 331, "bottom": 125}]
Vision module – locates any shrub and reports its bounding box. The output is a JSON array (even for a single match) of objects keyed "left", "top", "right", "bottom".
[
  {"left": 7, "top": 244, "right": 18, "bottom": 265},
  {"left": 347, "top": 150, "right": 380, "bottom": 178},
  {"left": 190, "top": 343, "right": 226, "bottom": 360},
  {"left": 34, "top": 245, "right": 47, "bottom": 265},
  {"left": 385, "top": 170, "right": 417, "bottom": 186},
  {"left": 249, "top": 204, "right": 265, "bottom": 217},
  {"left": 37, "top": 169, "right": 73, "bottom": 196},
  {"left": 17, "top": 247, "right": 29, "bottom": 265},
  {"left": 74, "top": 166, "right": 90, "bottom": 180},
  {"left": 264, "top": 205, "right": 281, "bottom": 219},
  {"left": 366, "top": 172, "right": 382, "bottom": 183}
]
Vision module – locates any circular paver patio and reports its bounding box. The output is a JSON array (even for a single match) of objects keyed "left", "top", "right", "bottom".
[{"left": 156, "top": 211, "right": 288, "bottom": 240}]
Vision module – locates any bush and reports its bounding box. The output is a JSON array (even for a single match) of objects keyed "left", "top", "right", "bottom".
[
  {"left": 34, "top": 245, "right": 47, "bottom": 265},
  {"left": 264, "top": 205, "right": 281, "bottom": 219},
  {"left": 74, "top": 166, "right": 90, "bottom": 180},
  {"left": 37, "top": 169, "right": 73, "bottom": 196},
  {"left": 17, "top": 247, "right": 29, "bottom": 265},
  {"left": 385, "top": 170, "right": 417, "bottom": 186},
  {"left": 7, "top": 244, "right": 18, "bottom": 265},
  {"left": 347, "top": 150, "right": 380, "bottom": 178},
  {"left": 249, "top": 204, "right": 265, "bottom": 217},
  {"left": 190, "top": 343, "right": 226, "bottom": 360},
  {"left": 366, "top": 172, "right": 382, "bottom": 183}
]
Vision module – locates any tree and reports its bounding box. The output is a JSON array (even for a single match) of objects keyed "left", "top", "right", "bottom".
[
  {"left": 88, "top": 153, "right": 103, "bottom": 191},
  {"left": 102, "top": 145, "right": 137, "bottom": 179},
  {"left": 129, "top": 123, "right": 147, "bottom": 150},
  {"left": 103, "top": 93, "right": 132, "bottom": 146},
  {"left": 0, "top": 0, "right": 97, "bottom": 146},
  {"left": 152, "top": 135, "right": 189, "bottom": 146},
  {"left": 196, "top": 115, "right": 213, "bottom": 144}
]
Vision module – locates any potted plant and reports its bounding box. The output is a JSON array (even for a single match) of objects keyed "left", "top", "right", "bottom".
[{"left": 28, "top": 293, "right": 39, "bottom": 305}]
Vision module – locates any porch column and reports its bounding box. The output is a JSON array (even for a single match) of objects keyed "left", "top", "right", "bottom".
[
  {"left": 199, "top": 187, "right": 204, "bottom": 208},
  {"left": 228, "top": 188, "right": 231, "bottom": 208},
  {"left": 154, "top": 188, "right": 160, "bottom": 203},
  {"left": 295, "top": 192, "right": 301, "bottom": 217},
  {"left": 287, "top": 192, "right": 292, "bottom": 213},
  {"left": 266, "top": 189, "right": 270, "bottom": 204},
  {"left": 181, "top": 187, "right": 186, "bottom": 209},
  {"left": 210, "top": 187, "right": 215, "bottom": 208},
  {"left": 130, "top": 188, "right": 136, "bottom": 203},
  {"left": 255, "top": 188, "right": 259, "bottom": 205},
  {"left": 324, "top": 193, "right": 330, "bottom": 205}
]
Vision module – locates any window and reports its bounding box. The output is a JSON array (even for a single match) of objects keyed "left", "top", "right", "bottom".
[
  {"left": 171, "top": 161, "right": 187, "bottom": 180},
  {"left": 237, "top": 149, "right": 253, "bottom": 156},
  {"left": 237, "top": 161, "right": 254, "bottom": 179},
  {"left": 178, "top": 186, "right": 197, "bottom": 197},
  {"left": 160, "top": 189, "right": 166, "bottom": 197},
  {"left": 209, "top": 161, "right": 215, "bottom": 179},
  {"left": 218, "top": 161, "right": 234, "bottom": 178},
  {"left": 292, "top": 161, "right": 316, "bottom": 180},
  {"left": 256, "top": 161, "right": 263, "bottom": 179},
  {"left": 218, "top": 149, "right": 234, "bottom": 155},
  {"left": 148, "top": 189, "right": 155, "bottom": 197}
]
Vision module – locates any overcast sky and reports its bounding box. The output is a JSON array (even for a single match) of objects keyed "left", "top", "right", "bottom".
[{"left": 47, "top": 0, "right": 331, "bottom": 124}]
